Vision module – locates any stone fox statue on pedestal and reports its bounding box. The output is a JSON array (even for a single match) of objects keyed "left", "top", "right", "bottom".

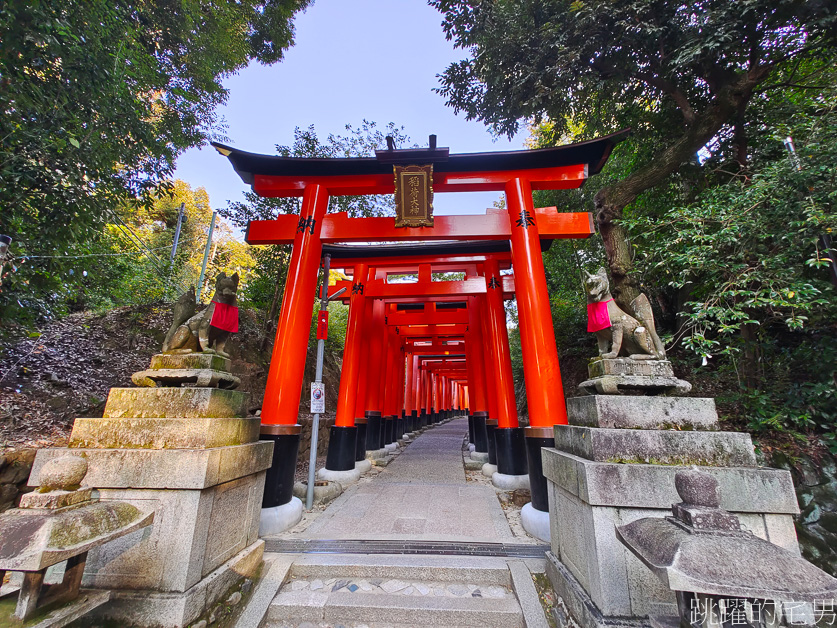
[
  {"left": 163, "top": 273, "right": 240, "bottom": 358},
  {"left": 583, "top": 268, "right": 666, "bottom": 360}
]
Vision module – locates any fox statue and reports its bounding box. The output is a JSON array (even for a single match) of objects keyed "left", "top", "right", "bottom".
[
  {"left": 583, "top": 268, "right": 666, "bottom": 360},
  {"left": 163, "top": 273, "right": 240, "bottom": 358}
]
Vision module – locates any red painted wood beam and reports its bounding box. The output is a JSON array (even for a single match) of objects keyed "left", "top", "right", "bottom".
[
  {"left": 251, "top": 163, "right": 586, "bottom": 197},
  {"left": 332, "top": 276, "right": 515, "bottom": 299},
  {"left": 246, "top": 207, "right": 594, "bottom": 245},
  {"left": 386, "top": 311, "right": 469, "bottom": 326},
  {"left": 396, "top": 325, "right": 469, "bottom": 337},
  {"left": 331, "top": 255, "right": 512, "bottom": 270}
]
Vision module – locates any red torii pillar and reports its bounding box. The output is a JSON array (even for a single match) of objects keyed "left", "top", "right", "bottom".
[
  {"left": 506, "top": 178, "right": 567, "bottom": 512},
  {"left": 479, "top": 294, "right": 502, "bottom": 465},
  {"left": 404, "top": 348, "right": 416, "bottom": 433},
  {"left": 259, "top": 184, "right": 328, "bottom": 514},
  {"left": 466, "top": 295, "right": 489, "bottom": 454},
  {"left": 322, "top": 263, "right": 368, "bottom": 479},
  {"left": 484, "top": 258, "right": 528, "bottom": 485},
  {"left": 353, "top": 297, "right": 373, "bottom": 450},
  {"left": 364, "top": 299, "right": 386, "bottom": 453},
  {"left": 382, "top": 328, "right": 399, "bottom": 448}
]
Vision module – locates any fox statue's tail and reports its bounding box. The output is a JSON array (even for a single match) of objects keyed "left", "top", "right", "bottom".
[
  {"left": 630, "top": 293, "right": 666, "bottom": 359},
  {"left": 163, "top": 287, "right": 197, "bottom": 351}
]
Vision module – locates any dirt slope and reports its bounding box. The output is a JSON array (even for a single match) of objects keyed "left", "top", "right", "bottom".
[{"left": 0, "top": 304, "right": 341, "bottom": 449}]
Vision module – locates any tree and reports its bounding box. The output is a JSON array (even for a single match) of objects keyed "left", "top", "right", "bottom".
[
  {"left": 18, "top": 180, "right": 256, "bottom": 315},
  {"left": 432, "top": 0, "right": 837, "bottom": 306},
  {"left": 0, "top": 0, "right": 309, "bottom": 324},
  {"left": 617, "top": 77, "right": 836, "bottom": 449}
]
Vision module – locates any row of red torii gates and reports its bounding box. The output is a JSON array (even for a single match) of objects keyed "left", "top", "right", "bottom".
[{"left": 214, "top": 130, "right": 627, "bottom": 528}]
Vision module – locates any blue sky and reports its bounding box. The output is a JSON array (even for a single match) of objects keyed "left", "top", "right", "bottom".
[{"left": 173, "top": 0, "right": 527, "bottom": 218}]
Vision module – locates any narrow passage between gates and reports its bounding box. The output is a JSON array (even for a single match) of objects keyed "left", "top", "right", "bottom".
[{"left": 282, "top": 418, "right": 517, "bottom": 544}]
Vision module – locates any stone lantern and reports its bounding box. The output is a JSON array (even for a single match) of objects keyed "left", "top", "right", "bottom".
[
  {"left": 616, "top": 468, "right": 837, "bottom": 628},
  {"left": 0, "top": 455, "right": 153, "bottom": 622}
]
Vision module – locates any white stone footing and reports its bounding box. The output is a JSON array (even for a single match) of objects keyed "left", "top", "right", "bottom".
[
  {"left": 355, "top": 459, "right": 372, "bottom": 473},
  {"left": 482, "top": 463, "right": 498, "bottom": 477},
  {"left": 492, "top": 472, "right": 530, "bottom": 491},
  {"left": 260, "top": 498, "right": 303, "bottom": 536},
  {"left": 521, "top": 502, "right": 551, "bottom": 542},
  {"left": 366, "top": 448, "right": 387, "bottom": 460},
  {"left": 468, "top": 444, "right": 476, "bottom": 452},
  {"left": 317, "top": 466, "right": 361, "bottom": 484},
  {"left": 470, "top": 451, "right": 489, "bottom": 463},
  {"left": 385, "top": 443, "right": 398, "bottom": 452}
]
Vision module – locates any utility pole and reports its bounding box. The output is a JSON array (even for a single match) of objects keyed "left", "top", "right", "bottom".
[
  {"left": 169, "top": 202, "right": 186, "bottom": 264},
  {"left": 196, "top": 211, "right": 216, "bottom": 303},
  {"left": 306, "top": 254, "right": 346, "bottom": 510}
]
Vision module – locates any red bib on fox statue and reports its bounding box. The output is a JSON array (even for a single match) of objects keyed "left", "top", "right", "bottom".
[
  {"left": 210, "top": 301, "right": 239, "bottom": 333},
  {"left": 587, "top": 299, "right": 612, "bottom": 332}
]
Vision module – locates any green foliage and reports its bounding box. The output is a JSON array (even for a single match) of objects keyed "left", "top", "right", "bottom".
[
  {"left": 433, "top": 0, "right": 837, "bottom": 140},
  {"left": 624, "top": 91, "right": 837, "bottom": 447},
  {"left": 0, "top": 0, "right": 308, "bottom": 324},
  {"left": 730, "top": 336, "right": 837, "bottom": 454},
  {"left": 6, "top": 180, "right": 255, "bottom": 317},
  {"left": 433, "top": 0, "right": 837, "bottom": 306},
  {"left": 628, "top": 105, "right": 836, "bottom": 359}
]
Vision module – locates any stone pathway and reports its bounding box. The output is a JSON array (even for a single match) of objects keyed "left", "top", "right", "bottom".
[
  {"left": 283, "top": 576, "right": 512, "bottom": 599},
  {"left": 254, "top": 419, "right": 549, "bottom": 628},
  {"left": 297, "top": 418, "right": 516, "bottom": 543}
]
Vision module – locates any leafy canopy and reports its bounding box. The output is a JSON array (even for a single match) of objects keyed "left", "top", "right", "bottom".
[
  {"left": 0, "top": 0, "right": 309, "bottom": 323},
  {"left": 219, "top": 122, "right": 409, "bottom": 338},
  {"left": 433, "top": 0, "right": 836, "bottom": 140}
]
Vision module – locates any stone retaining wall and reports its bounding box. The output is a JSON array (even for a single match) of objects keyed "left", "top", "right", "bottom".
[
  {"left": 297, "top": 413, "right": 336, "bottom": 460},
  {"left": 773, "top": 452, "right": 837, "bottom": 575}
]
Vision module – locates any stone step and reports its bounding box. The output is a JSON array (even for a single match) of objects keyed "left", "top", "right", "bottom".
[
  {"left": 286, "top": 553, "right": 513, "bottom": 585},
  {"left": 267, "top": 588, "right": 523, "bottom": 627},
  {"left": 264, "top": 554, "right": 524, "bottom": 628}
]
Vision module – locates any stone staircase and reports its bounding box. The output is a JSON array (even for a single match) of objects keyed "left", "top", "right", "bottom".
[{"left": 262, "top": 553, "right": 533, "bottom": 627}]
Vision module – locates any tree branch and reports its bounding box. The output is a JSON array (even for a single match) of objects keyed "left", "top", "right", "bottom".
[
  {"left": 595, "top": 63, "right": 775, "bottom": 224},
  {"left": 591, "top": 58, "right": 696, "bottom": 125}
]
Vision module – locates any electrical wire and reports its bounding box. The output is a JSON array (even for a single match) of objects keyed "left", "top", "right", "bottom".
[
  {"left": 105, "top": 209, "right": 192, "bottom": 294},
  {"left": 17, "top": 237, "right": 200, "bottom": 260}
]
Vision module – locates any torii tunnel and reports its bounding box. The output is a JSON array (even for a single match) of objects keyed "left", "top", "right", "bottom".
[{"left": 213, "top": 131, "right": 627, "bottom": 533}]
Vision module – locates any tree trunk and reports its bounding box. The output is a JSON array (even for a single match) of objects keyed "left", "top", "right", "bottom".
[
  {"left": 591, "top": 66, "right": 773, "bottom": 306},
  {"left": 597, "top": 216, "right": 640, "bottom": 309},
  {"left": 739, "top": 321, "right": 760, "bottom": 390}
]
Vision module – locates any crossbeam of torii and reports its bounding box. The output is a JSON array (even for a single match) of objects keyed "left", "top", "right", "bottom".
[{"left": 214, "top": 130, "right": 627, "bottom": 532}]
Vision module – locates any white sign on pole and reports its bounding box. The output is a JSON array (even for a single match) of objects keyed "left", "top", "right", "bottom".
[{"left": 310, "top": 382, "right": 325, "bottom": 414}]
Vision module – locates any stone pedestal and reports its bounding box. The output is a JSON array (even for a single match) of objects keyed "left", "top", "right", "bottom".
[
  {"left": 28, "top": 368, "right": 271, "bottom": 627},
  {"left": 543, "top": 395, "right": 801, "bottom": 628},
  {"left": 579, "top": 358, "right": 691, "bottom": 396}
]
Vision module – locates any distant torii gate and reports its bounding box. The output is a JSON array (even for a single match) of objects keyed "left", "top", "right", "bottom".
[
  {"left": 325, "top": 245, "right": 526, "bottom": 485},
  {"left": 214, "top": 131, "right": 627, "bottom": 532}
]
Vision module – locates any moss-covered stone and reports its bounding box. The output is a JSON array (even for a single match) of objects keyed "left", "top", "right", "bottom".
[
  {"left": 102, "top": 387, "right": 249, "bottom": 419},
  {"left": 48, "top": 502, "right": 145, "bottom": 549},
  {"left": 149, "top": 352, "right": 230, "bottom": 372},
  {"left": 69, "top": 417, "right": 260, "bottom": 450}
]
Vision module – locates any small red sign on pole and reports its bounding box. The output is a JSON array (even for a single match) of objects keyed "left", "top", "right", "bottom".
[{"left": 317, "top": 310, "right": 329, "bottom": 340}]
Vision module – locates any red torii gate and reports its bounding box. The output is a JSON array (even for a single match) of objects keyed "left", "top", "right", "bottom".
[{"left": 214, "top": 132, "right": 627, "bottom": 530}]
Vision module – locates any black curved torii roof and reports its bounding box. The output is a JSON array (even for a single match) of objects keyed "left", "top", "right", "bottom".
[{"left": 211, "top": 129, "right": 630, "bottom": 186}]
